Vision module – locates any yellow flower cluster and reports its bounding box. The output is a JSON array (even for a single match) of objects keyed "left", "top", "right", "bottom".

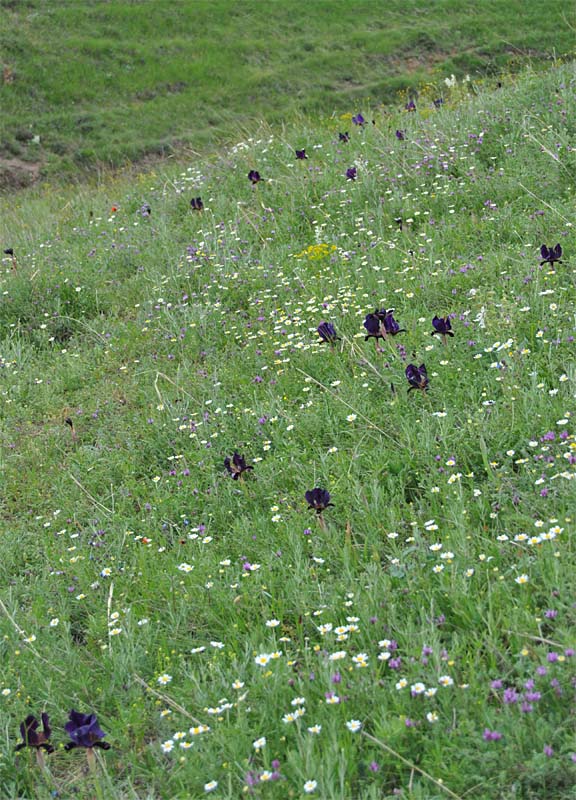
[{"left": 293, "top": 243, "right": 337, "bottom": 261}]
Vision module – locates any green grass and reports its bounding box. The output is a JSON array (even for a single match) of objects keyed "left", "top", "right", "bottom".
[
  {"left": 0, "top": 61, "right": 576, "bottom": 799},
  {"left": 0, "top": 0, "right": 574, "bottom": 185}
]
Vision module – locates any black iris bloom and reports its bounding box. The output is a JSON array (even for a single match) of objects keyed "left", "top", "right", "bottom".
[
  {"left": 15, "top": 713, "right": 54, "bottom": 753},
  {"left": 190, "top": 197, "right": 204, "bottom": 211},
  {"left": 224, "top": 452, "right": 254, "bottom": 480},
  {"left": 295, "top": 149, "right": 308, "bottom": 160},
  {"left": 540, "top": 243, "right": 562, "bottom": 266},
  {"left": 248, "top": 170, "right": 262, "bottom": 185},
  {"left": 431, "top": 316, "right": 454, "bottom": 340},
  {"left": 64, "top": 710, "right": 110, "bottom": 751},
  {"left": 405, "top": 363, "right": 429, "bottom": 392},
  {"left": 339, "top": 132, "right": 350, "bottom": 143},
  {"left": 317, "top": 322, "right": 340, "bottom": 345},
  {"left": 305, "top": 488, "right": 334, "bottom": 514},
  {"left": 364, "top": 309, "right": 405, "bottom": 341}
]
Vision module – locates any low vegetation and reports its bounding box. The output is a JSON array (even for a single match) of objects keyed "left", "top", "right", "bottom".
[{"left": 0, "top": 59, "right": 575, "bottom": 799}]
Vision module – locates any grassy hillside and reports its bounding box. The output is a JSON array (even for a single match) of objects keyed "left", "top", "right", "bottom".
[
  {"left": 0, "top": 0, "right": 574, "bottom": 187},
  {"left": 0, "top": 62, "right": 575, "bottom": 799}
]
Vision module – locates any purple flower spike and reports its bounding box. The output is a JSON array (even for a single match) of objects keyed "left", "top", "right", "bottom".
[
  {"left": 346, "top": 167, "right": 357, "bottom": 181},
  {"left": 540, "top": 243, "right": 563, "bottom": 266},
  {"left": 64, "top": 710, "right": 110, "bottom": 750},
  {"left": 295, "top": 149, "right": 308, "bottom": 160},
  {"left": 305, "top": 488, "right": 334, "bottom": 515},
  {"left": 317, "top": 322, "right": 340, "bottom": 345},
  {"left": 190, "top": 197, "right": 204, "bottom": 211},
  {"left": 352, "top": 113, "right": 365, "bottom": 126},
  {"left": 405, "top": 363, "right": 429, "bottom": 393},
  {"left": 15, "top": 713, "right": 54, "bottom": 753},
  {"left": 224, "top": 452, "right": 254, "bottom": 480},
  {"left": 248, "top": 170, "right": 262, "bottom": 185}
]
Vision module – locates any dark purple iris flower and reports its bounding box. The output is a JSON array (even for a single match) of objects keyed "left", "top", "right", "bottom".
[
  {"left": 15, "top": 713, "right": 54, "bottom": 753},
  {"left": 395, "top": 129, "right": 406, "bottom": 140},
  {"left": 305, "top": 488, "right": 334, "bottom": 515},
  {"left": 433, "top": 98, "right": 444, "bottom": 108},
  {"left": 405, "top": 100, "right": 416, "bottom": 112},
  {"left": 346, "top": 167, "right": 357, "bottom": 181},
  {"left": 248, "top": 170, "right": 262, "bottom": 185},
  {"left": 295, "top": 149, "right": 308, "bottom": 160},
  {"left": 224, "top": 452, "right": 254, "bottom": 480},
  {"left": 540, "top": 243, "right": 562, "bottom": 266},
  {"left": 339, "top": 132, "right": 350, "bottom": 143},
  {"left": 352, "top": 113, "right": 365, "bottom": 126},
  {"left": 4, "top": 248, "right": 14, "bottom": 256},
  {"left": 382, "top": 311, "right": 406, "bottom": 336},
  {"left": 64, "top": 710, "right": 110, "bottom": 751},
  {"left": 363, "top": 308, "right": 404, "bottom": 342},
  {"left": 431, "top": 316, "right": 454, "bottom": 344},
  {"left": 190, "top": 197, "right": 204, "bottom": 211},
  {"left": 406, "top": 363, "right": 429, "bottom": 392},
  {"left": 317, "top": 322, "right": 340, "bottom": 345}
]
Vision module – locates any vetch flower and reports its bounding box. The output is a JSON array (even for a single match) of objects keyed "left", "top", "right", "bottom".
[
  {"left": 224, "top": 452, "right": 253, "bottom": 480},
  {"left": 483, "top": 729, "right": 503, "bottom": 741},
  {"left": 317, "top": 322, "right": 340, "bottom": 345},
  {"left": 64, "top": 710, "right": 110, "bottom": 750},
  {"left": 305, "top": 488, "right": 334, "bottom": 515},
  {"left": 431, "top": 316, "right": 454, "bottom": 344},
  {"left": 248, "top": 170, "right": 262, "bottom": 185},
  {"left": 15, "top": 713, "right": 54, "bottom": 753},
  {"left": 540, "top": 243, "right": 562, "bottom": 266},
  {"left": 406, "top": 364, "right": 429, "bottom": 393}
]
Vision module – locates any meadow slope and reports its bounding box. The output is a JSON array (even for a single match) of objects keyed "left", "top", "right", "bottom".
[
  {"left": 0, "top": 64, "right": 575, "bottom": 799},
  {"left": 0, "top": 0, "right": 574, "bottom": 185}
]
